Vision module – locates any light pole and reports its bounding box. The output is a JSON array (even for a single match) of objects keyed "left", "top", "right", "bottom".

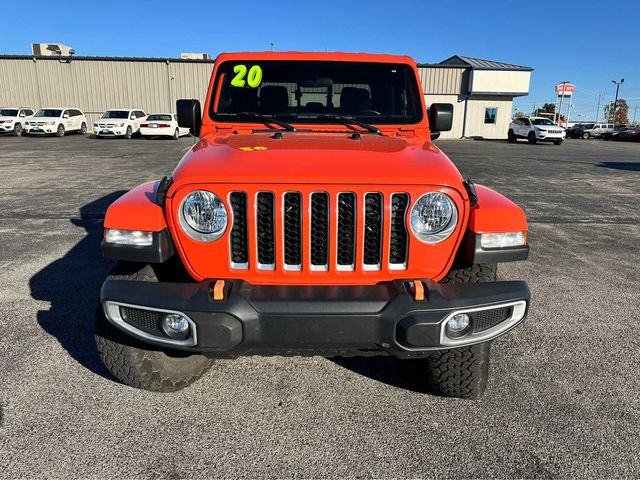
[
  {"left": 595, "top": 93, "right": 604, "bottom": 123},
  {"left": 611, "top": 78, "right": 624, "bottom": 125}
]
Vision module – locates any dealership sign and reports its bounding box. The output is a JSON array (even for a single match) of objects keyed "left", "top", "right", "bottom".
[{"left": 555, "top": 83, "right": 575, "bottom": 96}]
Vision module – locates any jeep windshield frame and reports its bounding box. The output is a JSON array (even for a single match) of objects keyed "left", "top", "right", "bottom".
[{"left": 208, "top": 60, "right": 423, "bottom": 127}]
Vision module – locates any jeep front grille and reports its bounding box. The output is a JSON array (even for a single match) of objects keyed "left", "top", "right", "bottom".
[{"left": 229, "top": 190, "right": 410, "bottom": 272}]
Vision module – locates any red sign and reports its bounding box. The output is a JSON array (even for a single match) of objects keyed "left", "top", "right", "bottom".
[{"left": 555, "top": 83, "right": 575, "bottom": 96}]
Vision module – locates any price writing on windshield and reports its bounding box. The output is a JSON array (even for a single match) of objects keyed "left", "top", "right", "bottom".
[{"left": 231, "top": 65, "right": 263, "bottom": 88}]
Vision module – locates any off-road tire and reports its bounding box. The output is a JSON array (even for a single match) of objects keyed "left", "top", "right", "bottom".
[
  {"left": 13, "top": 123, "right": 23, "bottom": 136},
  {"left": 554, "top": 139, "right": 563, "bottom": 145},
  {"left": 125, "top": 125, "right": 132, "bottom": 139},
  {"left": 56, "top": 124, "right": 65, "bottom": 137},
  {"left": 424, "top": 263, "right": 497, "bottom": 399},
  {"left": 527, "top": 131, "right": 537, "bottom": 144},
  {"left": 94, "top": 263, "right": 214, "bottom": 392},
  {"left": 440, "top": 263, "right": 497, "bottom": 284},
  {"left": 425, "top": 343, "right": 490, "bottom": 399},
  {"left": 507, "top": 130, "right": 516, "bottom": 143},
  {"left": 582, "top": 132, "right": 590, "bottom": 139}
]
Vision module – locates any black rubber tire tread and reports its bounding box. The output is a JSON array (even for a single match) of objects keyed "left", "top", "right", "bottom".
[
  {"left": 527, "top": 131, "right": 537, "bottom": 144},
  {"left": 554, "top": 139, "right": 563, "bottom": 145},
  {"left": 56, "top": 124, "right": 65, "bottom": 137},
  {"left": 440, "top": 263, "right": 497, "bottom": 284},
  {"left": 94, "top": 262, "right": 213, "bottom": 392},
  {"left": 125, "top": 126, "right": 132, "bottom": 139},
  {"left": 13, "top": 123, "right": 22, "bottom": 136},
  {"left": 507, "top": 129, "right": 516, "bottom": 143},
  {"left": 425, "top": 343, "right": 490, "bottom": 399}
]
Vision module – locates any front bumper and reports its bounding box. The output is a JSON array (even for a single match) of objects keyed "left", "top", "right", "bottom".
[
  {"left": 0, "top": 123, "right": 15, "bottom": 131},
  {"left": 95, "top": 128, "right": 126, "bottom": 136},
  {"left": 101, "top": 278, "right": 530, "bottom": 358},
  {"left": 25, "top": 126, "right": 55, "bottom": 134}
]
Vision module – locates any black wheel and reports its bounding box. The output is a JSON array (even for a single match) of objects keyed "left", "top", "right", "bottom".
[
  {"left": 420, "top": 263, "right": 497, "bottom": 399},
  {"left": 13, "top": 123, "right": 23, "bottom": 136},
  {"left": 79, "top": 122, "right": 87, "bottom": 135},
  {"left": 582, "top": 132, "right": 590, "bottom": 139},
  {"left": 507, "top": 129, "right": 516, "bottom": 143},
  {"left": 440, "top": 263, "right": 497, "bottom": 284},
  {"left": 424, "top": 343, "right": 491, "bottom": 399},
  {"left": 554, "top": 139, "right": 563, "bottom": 145},
  {"left": 94, "top": 263, "right": 214, "bottom": 392},
  {"left": 172, "top": 128, "right": 179, "bottom": 140},
  {"left": 125, "top": 125, "right": 132, "bottom": 139},
  {"left": 56, "top": 124, "right": 65, "bottom": 137},
  {"left": 527, "top": 131, "right": 537, "bottom": 144}
]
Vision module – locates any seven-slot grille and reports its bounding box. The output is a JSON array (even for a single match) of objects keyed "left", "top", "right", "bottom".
[{"left": 228, "top": 191, "right": 410, "bottom": 272}]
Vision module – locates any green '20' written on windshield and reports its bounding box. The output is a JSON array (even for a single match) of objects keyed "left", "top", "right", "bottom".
[{"left": 230, "top": 65, "right": 263, "bottom": 88}]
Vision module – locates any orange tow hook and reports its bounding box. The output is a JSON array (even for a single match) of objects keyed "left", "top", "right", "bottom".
[
  {"left": 411, "top": 280, "right": 426, "bottom": 301},
  {"left": 211, "top": 280, "right": 226, "bottom": 301}
]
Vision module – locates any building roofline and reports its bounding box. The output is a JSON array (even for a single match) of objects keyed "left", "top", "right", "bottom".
[
  {"left": 439, "top": 54, "right": 533, "bottom": 72},
  {"left": 0, "top": 54, "right": 215, "bottom": 63}
]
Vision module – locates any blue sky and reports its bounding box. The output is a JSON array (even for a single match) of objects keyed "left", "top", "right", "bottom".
[{"left": 4, "top": 0, "right": 640, "bottom": 122}]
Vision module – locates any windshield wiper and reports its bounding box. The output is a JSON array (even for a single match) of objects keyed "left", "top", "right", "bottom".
[
  {"left": 296, "top": 114, "right": 381, "bottom": 135},
  {"left": 234, "top": 112, "right": 296, "bottom": 131}
]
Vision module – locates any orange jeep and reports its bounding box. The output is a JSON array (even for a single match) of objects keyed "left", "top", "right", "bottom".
[{"left": 96, "top": 52, "right": 530, "bottom": 399}]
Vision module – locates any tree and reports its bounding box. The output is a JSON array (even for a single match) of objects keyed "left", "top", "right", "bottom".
[
  {"left": 604, "top": 99, "right": 629, "bottom": 124},
  {"left": 514, "top": 111, "right": 525, "bottom": 118},
  {"left": 533, "top": 103, "right": 564, "bottom": 121}
]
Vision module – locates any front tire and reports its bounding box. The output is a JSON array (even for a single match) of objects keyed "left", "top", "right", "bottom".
[
  {"left": 527, "top": 131, "right": 537, "bottom": 144},
  {"left": 94, "top": 263, "right": 214, "bottom": 392},
  {"left": 172, "top": 128, "right": 179, "bottom": 140},
  {"left": 421, "top": 263, "right": 497, "bottom": 399},
  {"left": 56, "top": 124, "right": 65, "bottom": 137},
  {"left": 125, "top": 125, "right": 132, "bottom": 139},
  {"left": 13, "top": 123, "right": 23, "bottom": 136},
  {"left": 79, "top": 122, "right": 87, "bottom": 135},
  {"left": 554, "top": 139, "right": 563, "bottom": 145},
  {"left": 507, "top": 129, "right": 516, "bottom": 143},
  {"left": 582, "top": 132, "right": 590, "bottom": 139}
]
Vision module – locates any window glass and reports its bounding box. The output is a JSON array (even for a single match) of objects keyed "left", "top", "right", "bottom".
[
  {"left": 34, "top": 109, "right": 62, "bottom": 117},
  {"left": 147, "top": 114, "right": 172, "bottom": 121},
  {"left": 0, "top": 109, "right": 19, "bottom": 116},
  {"left": 532, "top": 118, "right": 555, "bottom": 126},
  {"left": 484, "top": 107, "right": 497, "bottom": 124},
  {"left": 210, "top": 60, "right": 422, "bottom": 125},
  {"left": 101, "top": 110, "right": 129, "bottom": 119}
]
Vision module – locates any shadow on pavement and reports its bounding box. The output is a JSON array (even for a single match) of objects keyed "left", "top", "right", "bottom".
[
  {"left": 597, "top": 162, "right": 640, "bottom": 172},
  {"left": 29, "top": 191, "right": 126, "bottom": 378},
  {"left": 331, "top": 356, "right": 431, "bottom": 394}
]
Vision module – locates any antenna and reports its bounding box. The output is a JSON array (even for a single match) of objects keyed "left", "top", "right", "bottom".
[{"left": 270, "top": 42, "right": 275, "bottom": 52}]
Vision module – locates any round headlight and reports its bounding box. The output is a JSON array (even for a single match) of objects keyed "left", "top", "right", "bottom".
[
  {"left": 179, "top": 190, "right": 228, "bottom": 242},
  {"left": 410, "top": 192, "right": 458, "bottom": 243}
]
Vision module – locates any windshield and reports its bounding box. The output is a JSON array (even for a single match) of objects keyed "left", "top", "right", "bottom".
[
  {"left": 210, "top": 60, "right": 423, "bottom": 125},
  {"left": 101, "top": 110, "right": 129, "bottom": 119},
  {"left": 582, "top": 124, "right": 595, "bottom": 129},
  {"left": 147, "top": 114, "right": 172, "bottom": 121},
  {"left": 0, "top": 109, "right": 19, "bottom": 117},
  {"left": 34, "top": 109, "right": 62, "bottom": 118},
  {"left": 532, "top": 118, "right": 556, "bottom": 126}
]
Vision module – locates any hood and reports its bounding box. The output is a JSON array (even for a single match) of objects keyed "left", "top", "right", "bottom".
[
  {"left": 30, "top": 116, "right": 62, "bottom": 121},
  {"left": 170, "top": 132, "right": 463, "bottom": 188}
]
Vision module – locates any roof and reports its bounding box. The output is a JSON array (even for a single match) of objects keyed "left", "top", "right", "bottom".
[
  {"left": 214, "top": 51, "right": 414, "bottom": 64},
  {"left": 438, "top": 55, "right": 533, "bottom": 71}
]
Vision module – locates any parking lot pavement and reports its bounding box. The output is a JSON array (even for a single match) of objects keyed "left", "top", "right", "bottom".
[{"left": 0, "top": 135, "right": 639, "bottom": 478}]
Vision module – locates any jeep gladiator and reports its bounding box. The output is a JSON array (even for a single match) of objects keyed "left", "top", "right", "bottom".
[{"left": 96, "top": 52, "right": 530, "bottom": 399}]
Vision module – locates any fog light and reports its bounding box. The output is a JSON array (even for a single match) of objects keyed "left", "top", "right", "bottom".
[
  {"left": 446, "top": 313, "right": 471, "bottom": 338},
  {"left": 161, "top": 313, "right": 190, "bottom": 339}
]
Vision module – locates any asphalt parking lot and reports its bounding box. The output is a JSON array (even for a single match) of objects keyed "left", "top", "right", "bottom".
[{"left": 0, "top": 134, "right": 639, "bottom": 478}]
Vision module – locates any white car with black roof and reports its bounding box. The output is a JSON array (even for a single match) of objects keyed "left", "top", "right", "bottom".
[
  {"left": 139, "top": 113, "right": 190, "bottom": 139},
  {"left": 508, "top": 116, "right": 565, "bottom": 145},
  {"left": 0, "top": 107, "right": 35, "bottom": 136},
  {"left": 24, "top": 108, "right": 87, "bottom": 136},
  {"left": 94, "top": 109, "right": 147, "bottom": 139}
]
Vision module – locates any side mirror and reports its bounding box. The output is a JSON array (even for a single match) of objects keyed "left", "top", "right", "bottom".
[
  {"left": 130, "top": 114, "right": 136, "bottom": 120},
  {"left": 428, "top": 103, "right": 453, "bottom": 140},
  {"left": 19, "top": 112, "right": 26, "bottom": 117},
  {"left": 177, "top": 99, "right": 202, "bottom": 137},
  {"left": 63, "top": 113, "right": 69, "bottom": 119}
]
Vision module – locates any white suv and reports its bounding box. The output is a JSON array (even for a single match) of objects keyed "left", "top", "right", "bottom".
[
  {"left": 581, "top": 123, "right": 614, "bottom": 139},
  {"left": 24, "top": 108, "right": 88, "bottom": 137},
  {"left": 508, "top": 117, "right": 565, "bottom": 145},
  {"left": 94, "top": 109, "right": 147, "bottom": 139},
  {"left": 0, "top": 107, "right": 35, "bottom": 136}
]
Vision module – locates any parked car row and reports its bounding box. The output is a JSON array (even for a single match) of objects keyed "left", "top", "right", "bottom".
[
  {"left": 566, "top": 122, "right": 640, "bottom": 141},
  {"left": 0, "top": 107, "right": 190, "bottom": 139}
]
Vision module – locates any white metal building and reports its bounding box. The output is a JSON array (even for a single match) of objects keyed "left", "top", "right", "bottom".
[
  {"left": 419, "top": 55, "right": 533, "bottom": 139},
  {"left": 0, "top": 53, "right": 531, "bottom": 138}
]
